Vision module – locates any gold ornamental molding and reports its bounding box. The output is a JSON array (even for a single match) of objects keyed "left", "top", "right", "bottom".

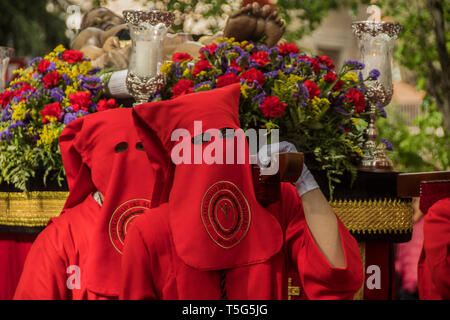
[
  {"left": 0, "top": 192, "right": 413, "bottom": 238},
  {"left": 0, "top": 191, "right": 67, "bottom": 228},
  {"left": 331, "top": 198, "right": 413, "bottom": 237}
]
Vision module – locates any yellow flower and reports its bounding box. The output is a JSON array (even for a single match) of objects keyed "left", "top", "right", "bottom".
[
  {"left": 195, "top": 84, "right": 211, "bottom": 92},
  {"left": 288, "top": 74, "right": 304, "bottom": 84},
  {"left": 240, "top": 83, "right": 252, "bottom": 99},
  {"left": 160, "top": 61, "right": 173, "bottom": 75},
  {"left": 310, "top": 97, "right": 330, "bottom": 116},
  {"left": 30, "top": 109, "right": 39, "bottom": 121},
  {"left": 214, "top": 36, "right": 234, "bottom": 44},
  {"left": 196, "top": 70, "right": 207, "bottom": 78},
  {"left": 182, "top": 68, "right": 191, "bottom": 78},
  {"left": 65, "top": 86, "right": 77, "bottom": 97},
  {"left": 226, "top": 51, "right": 239, "bottom": 61},
  {"left": 11, "top": 102, "right": 27, "bottom": 121},
  {"left": 342, "top": 72, "right": 358, "bottom": 83},
  {"left": 54, "top": 45, "right": 66, "bottom": 53},
  {"left": 342, "top": 138, "right": 363, "bottom": 157},
  {"left": 37, "top": 124, "right": 62, "bottom": 150}
]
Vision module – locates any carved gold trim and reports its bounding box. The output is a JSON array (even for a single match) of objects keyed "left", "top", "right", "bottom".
[
  {"left": 0, "top": 191, "right": 68, "bottom": 227},
  {"left": 331, "top": 199, "right": 413, "bottom": 235}
]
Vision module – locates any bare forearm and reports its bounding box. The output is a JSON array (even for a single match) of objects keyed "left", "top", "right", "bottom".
[{"left": 301, "top": 188, "right": 346, "bottom": 268}]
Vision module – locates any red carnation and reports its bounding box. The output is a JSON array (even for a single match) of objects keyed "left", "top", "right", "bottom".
[
  {"left": 345, "top": 88, "right": 366, "bottom": 113},
  {"left": 278, "top": 43, "right": 300, "bottom": 55},
  {"left": 250, "top": 51, "right": 270, "bottom": 67},
  {"left": 193, "top": 60, "right": 212, "bottom": 76},
  {"left": 0, "top": 91, "right": 13, "bottom": 108},
  {"left": 37, "top": 59, "right": 51, "bottom": 73},
  {"left": 260, "top": 96, "right": 287, "bottom": 118},
  {"left": 172, "top": 52, "right": 193, "bottom": 62},
  {"left": 97, "top": 98, "right": 118, "bottom": 112},
  {"left": 172, "top": 79, "right": 194, "bottom": 99},
  {"left": 298, "top": 56, "right": 320, "bottom": 73},
  {"left": 42, "top": 71, "right": 62, "bottom": 88},
  {"left": 323, "top": 71, "right": 337, "bottom": 83},
  {"left": 229, "top": 59, "right": 242, "bottom": 72},
  {"left": 62, "top": 50, "right": 84, "bottom": 64},
  {"left": 239, "top": 68, "right": 265, "bottom": 86},
  {"left": 318, "top": 55, "right": 335, "bottom": 69},
  {"left": 323, "top": 71, "right": 343, "bottom": 91},
  {"left": 200, "top": 43, "right": 218, "bottom": 59},
  {"left": 217, "top": 73, "right": 240, "bottom": 88},
  {"left": 41, "top": 102, "right": 62, "bottom": 123},
  {"left": 304, "top": 80, "right": 321, "bottom": 99},
  {"left": 69, "top": 91, "right": 92, "bottom": 111}
]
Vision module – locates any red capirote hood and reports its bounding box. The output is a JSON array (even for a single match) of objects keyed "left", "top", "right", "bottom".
[
  {"left": 420, "top": 180, "right": 450, "bottom": 214},
  {"left": 59, "top": 108, "right": 161, "bottom": 297},
  {"left": 133, "top": 84, "right": 283, "bottom": 271}
]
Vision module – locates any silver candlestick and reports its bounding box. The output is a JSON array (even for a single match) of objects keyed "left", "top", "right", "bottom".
[
  {"left": 352, "top": 20, "right": 402, "bottom": 172},
  {"left": 123, "top": 10, "right": 174, "bottom": 106},
  {"left": 0, "top": 47, "right": 14, "bottom": 93}
]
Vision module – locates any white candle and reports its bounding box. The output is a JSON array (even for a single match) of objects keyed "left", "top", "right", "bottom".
[
  {"left": 135, "top": 40, "right": 157, "bottom": 77},
  {"left": 367, "top": 5, "right": 381, "bottom": 22}
]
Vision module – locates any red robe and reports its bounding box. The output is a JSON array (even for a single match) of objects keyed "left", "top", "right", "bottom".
[
  {"left": 14, "top": 196, "right": 103, "bottom": 299},
  {"left": 418, "top": 197, "right": 450, "bottom": 300},
  {"left": 120, "top": 183, "right": 363, "bottom": 300},
  {"left": 14, "top": 108, "right": 162, "bottom": 299}
]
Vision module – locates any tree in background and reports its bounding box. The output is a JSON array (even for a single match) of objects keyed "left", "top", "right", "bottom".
[
  {"left": 376, "top": 0, "right": 449, "bottom": 171},
  {"left": 0, "top": 0, "right": 69, "bottom": 57}
]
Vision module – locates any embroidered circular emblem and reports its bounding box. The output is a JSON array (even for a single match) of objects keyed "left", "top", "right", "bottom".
[
  {"left": 201, "top": 181, "right": 251, "bottom": 249},
  {"left": 109, "top": 199, "right": 151, "bottom": 254}
]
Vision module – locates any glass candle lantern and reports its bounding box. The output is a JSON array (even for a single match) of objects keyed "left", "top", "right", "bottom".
[
  {"left": 0, "top": 46, "right": 14, "bottom": 93},
  {"left": 123, "top": 10, "right": 174, "bottom": 106},
  {"left": 352, "top": 20, "right": 402, "bottom": 171}
]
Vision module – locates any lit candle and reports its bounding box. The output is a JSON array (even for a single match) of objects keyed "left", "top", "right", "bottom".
[
  {"left": 367, "top": 5, "right": 381, "bottom": 22},
  {"left": 135, "top": 39, "right": 157, "bottom": 78}
]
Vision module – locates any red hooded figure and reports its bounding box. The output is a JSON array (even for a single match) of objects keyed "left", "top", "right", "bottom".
[
  {"left": 14, "top": 108, "right": 162, "bottom": 299},
  {"left": 418, "top": 180, "right": 450, "bottom": 300},
  {"left": 120, "top": 84, "right": 363, "bottom": 300}
]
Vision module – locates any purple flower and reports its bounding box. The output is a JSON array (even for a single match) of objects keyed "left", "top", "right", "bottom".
[
  {"left": 194, "top": 81, "right": 213, "bottom": 90},
  {"left": 76, "top": 110, "right": 89, "bottom": 117},
  {"left": 236, "top": 52, "right": 249, "bottom": 64},
  {"left": 50, "top": 88, "right": 64, "bottom": 102},
  {"left": 370, "top": 69, "right": 380, "bottom": 80},
  {"left": 0, "top": 128, "right": 12, "bottom": 142},
  {"left": 10, "top": 121, "right": 25, "bottom": 128},
  {"left": 78, "top": 75, "right": 102, "bottom": 95},
  {"left": 359, "top": 71, "right": 366, "bottom": 92},
  {"left": 344, "top": 60, "right": 365, "bottom": 70},
  {"left": 333, "top": 106, "right": 351, "bottom": 115},
  {"left": 381, "top": 138, "right": 394, "bottom": 151},
  {"left": 1, "top": 105, "right": 12, "bottom": 122},
  {"left": 253, "top": 92, "right": 266, "bottom": 104},
  {"left": 263, "top": 71, "right": 279, "bottom": 78},
  {"left": 47, "top": 62, "right": 57, "bottom": 72},
  {"left": 87, "top": 68, "right": 101, "bottom": 75},
  {"left": 27, "top": 57, "right": 42, "bottom": 67},
  {"left": 62, "top": 74, "right": 71, "bottom": 85},
  {"left": 63, "top": 113, "right": 77, "bottom": 125},
  {"left": 377, "top": 104, "right": 387, "bottom": 118}
]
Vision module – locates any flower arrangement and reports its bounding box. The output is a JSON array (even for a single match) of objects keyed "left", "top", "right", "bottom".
[
  {"left": 0, "top": 45, "right": 118, "bottom": 191},
  {"left": 157, "top": 38, "right": 386, "bottom": 195}
]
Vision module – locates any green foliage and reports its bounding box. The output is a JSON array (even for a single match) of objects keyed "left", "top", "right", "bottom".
[
  {"left": 0, "top": 0, "right": 69, "bottom": 57},
  {"left": 0, "top": 127, "right": 64, "bottom": 191},
  {"left": 377, "top": 0, "right": 450, "bottom": 135},
  {"left": 377, "top": 96, "right": 450, "bottom": 173},
  {"left": 277, "top": 0, "right": 369, "bottom": 41}
]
